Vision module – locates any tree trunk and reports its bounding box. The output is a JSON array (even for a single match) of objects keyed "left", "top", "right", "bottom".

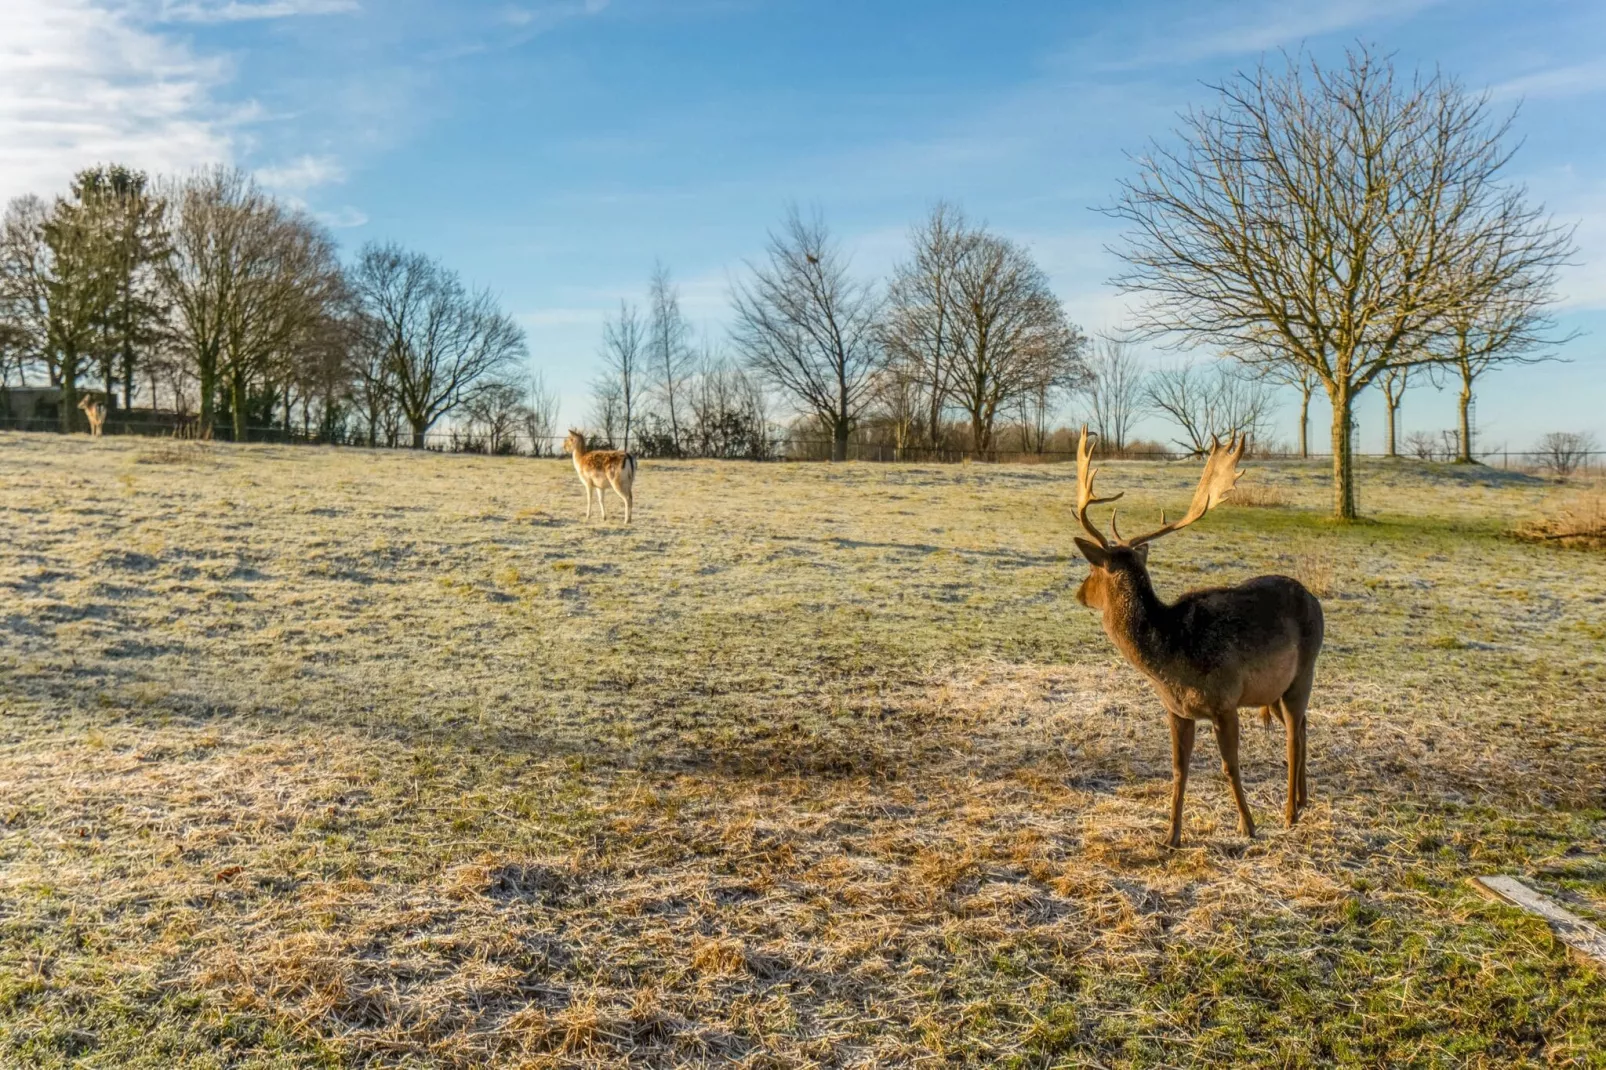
[
  {"left": 231, "top": 371, "right": 249, "bottom": 443},
  {"left": 1457, "top": 379, "right": 1474, "bottom": 464},
  {"left": 60, "top": 359, "right": 78, "bottom": 433},
  {"left": 198, "top": 350, "right": 218, "bottom": 439},
  {"left": 121, "top": 339, "right": 135, "bottom": 411},
  {"left": 1298, "top": 386, "right": 1311, "bottom": 459},
  {"left": 411, "top": 421, "right": 427, "bottom": 449},
  {"left": 1329, "top": 389, "right": 1357, "bottom": 520},
  {"left": 831, "top": 417, "right": 849, "bottom": 462},
  {"left": 1384, "top": 397, "right": 1398, "bottom": 458}
]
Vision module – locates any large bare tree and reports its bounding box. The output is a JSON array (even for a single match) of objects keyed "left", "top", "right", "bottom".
[
  {"left": 948, "top": 233, "right": 1088, "bottom": 456},
  {"left": 1107, "top": 46, "right": 1571, "bottom": 517},
  {"left": 882, "top": 202, "right": 968, "bottom": 451},
  {"left": 731, "top": 207, "right": 880, "bottom": 462},
  {"left": 1435, "top": 220, "right": 1573, "bottom": 463},
  {"left": 218, "top": 206, "right": 344, "bottom": 441},
  {"left": 646, "top": 263, "right": 694, "bottom": 455},
  {"left": 351, "top": 242, "right": 525, "bottom": 448},
  {"left": 599, "top": 298, "right": 645, "bottom": 452},
  {"left": 160, "top": 168, "right": 268, "bottom": 438},
  {"left": 1081, "top": 334, "right": 1147, "bottom": 456}
]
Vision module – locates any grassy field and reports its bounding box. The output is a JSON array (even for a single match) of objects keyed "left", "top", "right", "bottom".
[{"left": 1, "top": 432, "right": 1603, "bottom": 1068}]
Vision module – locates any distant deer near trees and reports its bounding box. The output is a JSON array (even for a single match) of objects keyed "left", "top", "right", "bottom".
[
  {"left": 78, "top": 395, "right": 106, "bottom": 437},
  {"left": 562, "top": 429, "right": 637, "bottom": 524},
  {"left": 1071, "top": 427, "right": 1323, "bottom": 847}
]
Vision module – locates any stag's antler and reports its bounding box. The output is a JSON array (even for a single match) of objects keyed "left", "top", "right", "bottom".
[
  {"left": 1075, "top": 425, "right": 1123, "bottom": 547},
  {"left": 1124, "top": 432, "right": 1247, "bottom": 547}
]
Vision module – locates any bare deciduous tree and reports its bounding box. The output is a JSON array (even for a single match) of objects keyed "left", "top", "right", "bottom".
[
  {"left": 1108, "top": 46, "right": 1569, "bottom": 517},
  {"left": 589, "top": 373, "right": 623, "bottom": 448},
  {"left": 463, "top": 379, "right": 526, "bottom": 455},
  {"left": 1533, "top": 431, "right": 1598, "bottom": 478},
  {"left": 948, "top": 233, "right": 1088, "bottom": 456},
  {"left": 1146, "top": 362, "right": 1274, "bottom": 455},
  {"left": 1380, "top": 366, "right": 1409, "bottom": 458},
  {"left": 1436, "top": 223, "right": 1574, "bottom": 463},
  {"left": 523, "top": 370, "right": 560, "bottom": 456},
  {"left": 731, "top": 207, "right": 880, "bottom": 462},
  {"left": 883, "top": 202, "right": 968, "bottom": 451},
  {"left": 351, "top": 242, "right": 525, "bottom": 448},
  {"left": 599, "top": 299, "right": 645, "bottom": 452},
  {"left": 647, "top": 263, "right": 694, "bottom": 455},
  {"left": 218, "top": 207, "right": 344, "bottom": 441},
  {"left": 1081, "top": 334, "right": 1147, "bottom": 456},
  {"left": 688, "top": 346, "right": 772, "bottom": 459},
  {"left": 160, "top": 168, "right": 268, "bottom": 437}
]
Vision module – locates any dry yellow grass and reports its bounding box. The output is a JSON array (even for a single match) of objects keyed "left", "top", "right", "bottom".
[{"left": 1, "top": 434, "right": 1603, "bottom": 1067}]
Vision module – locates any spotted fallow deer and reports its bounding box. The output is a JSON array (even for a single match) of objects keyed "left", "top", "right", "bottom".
[
  {"left": 562, "top": 429, "right": 637, "bottom": 524},
  {"left": 1071, "top": 427, "right": 1323, "bottom": 847},
  {"left": 78, "top": 395, "right": 107, "bottom": 437}
]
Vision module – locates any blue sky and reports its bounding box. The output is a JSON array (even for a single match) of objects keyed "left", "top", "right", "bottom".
[{"left": 4, "top": 0, "right": 1604, "bottom": 452}]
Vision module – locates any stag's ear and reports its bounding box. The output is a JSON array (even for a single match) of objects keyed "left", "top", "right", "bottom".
[
  {"left": 1073, "top": 537, "right": 1110, "bottom": 567},
  {"left": 1134, "top": 543, "right": 1149, "bottom": 566}
]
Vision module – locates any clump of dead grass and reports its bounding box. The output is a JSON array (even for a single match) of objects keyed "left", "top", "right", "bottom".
[
  {"left": 1292, "top": 551, "right": 1336, "bottom": 597},
  {"left": 1230, "top": 482, "right": 1293, "bottom": 508},
  {"left": 1514, "top": 492, "right": 1606, "bottom": 549},
  {"left": 131, "top": 440, "right": 212, "bottom": 465}
]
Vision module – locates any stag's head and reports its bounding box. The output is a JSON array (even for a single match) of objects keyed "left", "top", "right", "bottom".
[
  {"left": 1071, "top": 425, "right": 1246, "bottom": 611},
  {"left": 77, "top": 395, "right": 99, "bottom": 413},
  {"left": 562, "top": 429, "right": 585, "bottom": 456}
]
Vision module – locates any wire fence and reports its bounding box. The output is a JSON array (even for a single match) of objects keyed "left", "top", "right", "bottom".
[{"left": 4, "top": 414, "right": 1602, "bottom": 475}]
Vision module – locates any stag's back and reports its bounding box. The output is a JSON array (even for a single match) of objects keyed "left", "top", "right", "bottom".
[{"left": 1166, "top": 575, "right": 1323, "bottom": 707}]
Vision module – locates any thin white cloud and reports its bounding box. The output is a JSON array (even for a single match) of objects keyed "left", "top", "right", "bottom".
[
  {"left": 255, "top": 154, "right": 346, "bottom": 192},
  {"left": 1491, "top": 60, "right": 1606, "bottom": 102},
  {"left": 315, "top": 205, "right": 368, "bottom": 229},
  {"left": 155, "top": 0, "right": 358, "bottom": 22},
  {"left": 1103, "top": 0, "right": 1446, "bottom": 70},
  {"left": 0, "top": 0, "right": 231, "bottom": 204},
  {"left": 501, "top": 0, "right": 609, "bottom": 30}
]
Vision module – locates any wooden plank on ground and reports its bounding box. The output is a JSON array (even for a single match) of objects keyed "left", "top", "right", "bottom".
[{"left": 1470, "top": 874, "right": 1606, "bottom": 971}]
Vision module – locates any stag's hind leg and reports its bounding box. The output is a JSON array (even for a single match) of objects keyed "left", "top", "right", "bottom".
[
  {"left": 609, "top": 475, "right": 632, "bottom": 524},
  {"left": 1214, "top": 710, "right": 1256, "bottom": 839},
  {"left": 1166, "top": 713, "right": 1197, "bottom": 849},
  {"left": 1280, "top": 664, "right": 1316, "bottom": 824}
]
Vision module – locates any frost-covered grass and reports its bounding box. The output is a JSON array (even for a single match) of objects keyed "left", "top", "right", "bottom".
[{"left": 1, "top": 433, "right": 1603, "bottom": 1067}]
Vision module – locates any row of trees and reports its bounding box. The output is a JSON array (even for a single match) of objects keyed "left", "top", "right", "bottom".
[
  {"left": 0, "top": 165, "right": 530, "bottom": 447},
  {"left": 590, "top": 206, "right": 1092, "bottom": 463},
  {"left": 582, "top": 49, "right": 1573, "bottom": 513}
]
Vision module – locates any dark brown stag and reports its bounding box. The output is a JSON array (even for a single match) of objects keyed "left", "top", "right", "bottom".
[{"left": 1072, "top": 427, "right": 1323, "bottom": 847}]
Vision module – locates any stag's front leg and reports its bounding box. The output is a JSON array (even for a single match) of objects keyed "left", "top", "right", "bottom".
[
  {"left": 1166, "top": 712, "right": 1196, "bottom": 848},
  {"left": 583, "top": 482, "right": 592, "bottom": 520},
  {"left": 1214, "top": 710, "right": 1256, "bottom": 838}
]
